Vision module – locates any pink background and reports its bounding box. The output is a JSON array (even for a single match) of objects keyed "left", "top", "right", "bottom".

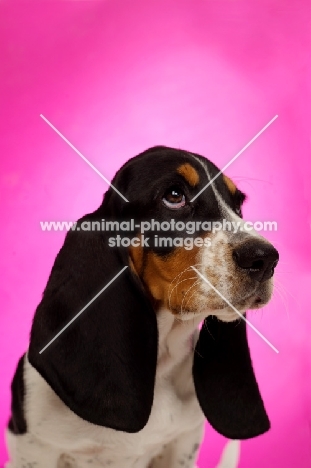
[{"left": 1, "top": 1, "right": 311, "bottom": 466}]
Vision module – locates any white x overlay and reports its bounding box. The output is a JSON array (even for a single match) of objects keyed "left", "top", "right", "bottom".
[
  {"left": 40, "top": 114, "right": 129, "bottom": 202},
  {"left": 38, "top": 113, "right": 279, "bottom": 354},
  {"left": 39, "top": 266, "right": 128, "bottom": 354},
  {"left": 191, "top": 266, "right": 279, "bottom": 353}
]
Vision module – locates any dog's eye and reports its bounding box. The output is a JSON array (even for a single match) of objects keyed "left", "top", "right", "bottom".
[{"left": 162, "top": 187, "right": 186, "bottom": 209}]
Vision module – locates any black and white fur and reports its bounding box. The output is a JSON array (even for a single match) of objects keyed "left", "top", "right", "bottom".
[{"left": 6, "top": 146, "right": 279, "bottom": 467}]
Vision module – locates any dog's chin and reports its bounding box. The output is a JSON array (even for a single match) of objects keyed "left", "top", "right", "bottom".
[
  {"left": 210, "top": 282, "right": 274, "bottom": 323},
  {"left": 172, "top": 281, "right": 274, "bottom": 322},
  {"left": 247, "top": 280, "right": 274, "bottom": 310}
]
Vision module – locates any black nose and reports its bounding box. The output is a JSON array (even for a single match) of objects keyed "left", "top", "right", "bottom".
[{"left": 233, "top": 240, "right": 279, "bottom": 282}]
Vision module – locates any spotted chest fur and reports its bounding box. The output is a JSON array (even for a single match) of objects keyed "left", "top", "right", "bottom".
[{"left": 6, "top": 310, "right": 204, "bottom": 468}]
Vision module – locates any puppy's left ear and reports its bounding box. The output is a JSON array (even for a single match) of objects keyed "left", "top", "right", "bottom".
[{"left": 193, "top": 316, "right": 270, "bottom": 440}]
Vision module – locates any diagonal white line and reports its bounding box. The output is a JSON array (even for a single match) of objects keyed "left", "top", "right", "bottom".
[
  {"left": 39, "top": 266, "right": 128, "bottom": 354},
  {"left": 191, "top": 266, "right": 279, "bottom": 353},
  {"left": 190, "top": 115, "right": 278, "bottom": 202},
  {"left": 40, "top": 114, "right": 129, "bottom": 203}
]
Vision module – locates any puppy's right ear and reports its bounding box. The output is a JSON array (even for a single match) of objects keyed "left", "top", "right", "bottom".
[
  {"left": 193, "top": 316, "right": 270, "bottom": 439},
  {"left": 28, "top": 210, "right": 158, "bottom": 433}
]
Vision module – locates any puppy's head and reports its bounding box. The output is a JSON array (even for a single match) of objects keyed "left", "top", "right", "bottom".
[
  {"left": 108, "top": 146, "right": 278, "bottom": 321},
  {"left": 29, "top": 146, "right": 278, "bottom": 440}
]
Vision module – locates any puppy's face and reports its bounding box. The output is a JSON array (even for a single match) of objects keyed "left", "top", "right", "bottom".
[{"left": 113, "top": 147, "right": 279, "bottom": 322}]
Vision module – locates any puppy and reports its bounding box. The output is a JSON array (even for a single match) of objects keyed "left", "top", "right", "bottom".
[{"left": 6, "top": 146, "right": 278, "bottom": 468}]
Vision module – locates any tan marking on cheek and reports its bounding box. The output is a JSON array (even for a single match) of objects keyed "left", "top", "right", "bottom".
[
  {"left": 223, "top": 175, "right": 236, "bottom": 194},
  {"left": 177, "top": 163, "right": 199, "bottom": 187},
  {"left": 129, "top": 257, "right": 139, "bottom": 277},
  {"left": 129, "top": 238, "right": 144, "bottom": 276},
  {"left": 142, "top": 247, "right": 201, "bottom": 313}
]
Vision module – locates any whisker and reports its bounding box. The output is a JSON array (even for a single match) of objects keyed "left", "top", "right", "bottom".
[
  {"left": 274, "top": 277, "right": 295, "bottom": 300},
  {"left": 180, "top": 280, "right": 200, "bottom": 315},
  {"left": 230, "top": 175, "right": 273, "bottom": 185},
  {"left": 168, "top": 276, "right": 197, "bottom": 309},
  {"left": 168, "top": 263, "right": 203, "bottom": 291},
  {"left": 167, "top": 263, "right": 205, "bottom": 309},
  {"left": 273, "top": 284, "right": 290, "bottom": 321}
]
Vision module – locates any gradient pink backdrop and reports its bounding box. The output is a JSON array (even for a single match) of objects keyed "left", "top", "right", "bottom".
[{"left": 1, "top": 1, "right": 311, "bottom": 466}]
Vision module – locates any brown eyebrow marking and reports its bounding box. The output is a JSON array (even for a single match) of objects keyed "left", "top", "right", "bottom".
[
  {"left": 177, "top": 163, "right": 199, "bottom": 187},
  {"left": 223, "top": 175, "right": 237, "bottom": 194}
]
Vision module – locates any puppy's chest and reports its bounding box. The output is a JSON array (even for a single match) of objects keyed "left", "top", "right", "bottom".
[
  {"left": 139, "top": 359, "right": 203, "bottom": 443},
  {"left": 26, "top": 351, "right": 203, "bottom": 462},
  {"left": 104, "top": 368, "right": 202, "bottom": 455}
]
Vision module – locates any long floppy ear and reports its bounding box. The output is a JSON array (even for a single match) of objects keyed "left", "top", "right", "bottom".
[
  {"left": 193, "top": 316, "right": 270, "bottom": 440},
  {"left": 28, "top": 210, "right": 158, "bottom": 433}
]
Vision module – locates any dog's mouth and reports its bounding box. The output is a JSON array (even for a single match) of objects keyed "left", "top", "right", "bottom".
[
  {"left": 250, "top": 295, "right": 265, "bottom": 308},
  {"left": 210, "top": 280, "right": 274, "bottom": 322},
  {"left": 248, "top": 278, "right": 274, "bottom": 309},
  {"left": 174, "top": 277, "right": 274, "bottom": 322}
]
